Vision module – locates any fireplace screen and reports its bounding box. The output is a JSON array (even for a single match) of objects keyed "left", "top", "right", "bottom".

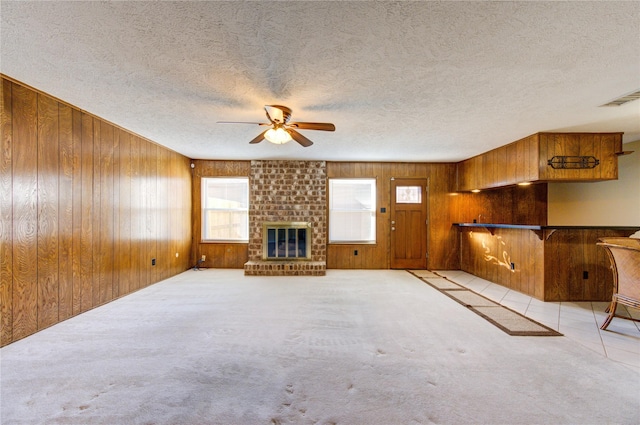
[{"left": 263, "top": 222, "right": 312, "bottom": 260}]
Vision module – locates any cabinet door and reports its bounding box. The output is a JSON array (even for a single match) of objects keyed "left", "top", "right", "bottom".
[{"left": 538, "top": 133, "right": 620, "bottom": 181}]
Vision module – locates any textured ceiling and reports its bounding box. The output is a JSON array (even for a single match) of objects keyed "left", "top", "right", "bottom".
[{"left": 1, "top": 1, "right": 639, "bottom": 162}]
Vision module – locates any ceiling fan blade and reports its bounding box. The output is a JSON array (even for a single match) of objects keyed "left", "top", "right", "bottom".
[
  {"left": 217, "top": 121, "right": 270, "bottom": 126},
  {"left": 288, "top": 128, "right": 313, "bottom": 147},
  {"left": 249, "top": 129, "right": 269, "bottom": 144},
  {"left": 265, "top": 105, "right": 292, "bottom": 123},
  {"left": 289, "top": 122, "right": 335, "bottom": 131}
]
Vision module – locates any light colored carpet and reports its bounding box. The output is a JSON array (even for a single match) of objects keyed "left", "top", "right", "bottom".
[{"left": 1, "top": 269, "right": 638, "bottom": 424}]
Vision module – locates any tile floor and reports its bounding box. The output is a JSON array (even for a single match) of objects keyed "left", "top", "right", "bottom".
[{"left": 435, "top": 270, "right": 640, "bottom": 373}]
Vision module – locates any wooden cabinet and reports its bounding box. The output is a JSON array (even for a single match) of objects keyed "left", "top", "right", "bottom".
[
  {"left": 456, "top": 132, "right": 622, "bottom": 191},
  {"left": 537, "top": 133, "right": 621, "bottom": 181}
]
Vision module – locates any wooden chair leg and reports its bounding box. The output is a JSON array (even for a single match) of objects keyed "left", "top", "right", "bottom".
[{"left": 600, "top": 300, "right": 618, "bottom": 330}]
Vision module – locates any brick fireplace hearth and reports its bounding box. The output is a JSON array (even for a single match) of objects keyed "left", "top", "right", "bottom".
[{"left": 244, "top": 160, "right": 327, "bottom": 276}]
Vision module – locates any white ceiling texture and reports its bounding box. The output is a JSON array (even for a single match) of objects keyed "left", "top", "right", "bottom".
[{"left": 1, "top": 1, "right": 639, "bottom": 162}]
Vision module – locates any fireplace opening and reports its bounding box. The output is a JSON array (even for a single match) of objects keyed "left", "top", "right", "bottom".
[{"left": 263, "top": 222, "right": 312, "bottom": 260}]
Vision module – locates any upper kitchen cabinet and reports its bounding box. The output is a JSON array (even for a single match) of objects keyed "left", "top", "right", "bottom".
[{"left": 456, "top": 132, "right": 623, "bottom": 191}]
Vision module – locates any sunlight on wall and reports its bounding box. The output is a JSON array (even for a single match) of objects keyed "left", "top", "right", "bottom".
[
  {"left": 469, "top": 231, "right": 515, "bottom": 273},
  {"left": 548, "top": 140, "right": 640, "bottom": 227}
]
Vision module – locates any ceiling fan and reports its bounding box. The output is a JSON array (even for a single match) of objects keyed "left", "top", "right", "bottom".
[{"left": 218, "top": 105, "right": 335, "bottom": 147}]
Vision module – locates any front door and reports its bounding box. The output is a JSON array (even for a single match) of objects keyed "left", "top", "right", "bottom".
[{"left": 390, "top": 178, "right": 428, "bottom": 269}]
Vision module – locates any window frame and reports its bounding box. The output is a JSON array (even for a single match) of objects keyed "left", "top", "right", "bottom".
[
  {"left": 201, "top": 176, "right": 249, "bottom": 243},
  {"left": 328, "top": 178, "right": 377, "bottom": 244}
]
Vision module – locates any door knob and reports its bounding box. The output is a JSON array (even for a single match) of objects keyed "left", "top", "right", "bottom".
[
  {"left": 391, "top": 220, "right": 396, "bottom": 224},
  {"left": 392, "top": 227, "right": 396, "bottom": 231}
]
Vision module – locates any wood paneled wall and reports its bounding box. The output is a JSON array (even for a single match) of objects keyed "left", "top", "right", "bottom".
[
  {"left": 454, "top": 183, "right": 548, "bottom": 299},
  {"left": 459, "top": 226, "right": 639, "bottom": 301},
  {"left": 0, "top": 77, "right": 193, "bottom": 346},
  {"left": 191, "top": 160, "right": 251, "bottom": 268},
  {"left": 451, "top": 183, "right": 548, "bottom": 225},
  {"left": 459, "top": 227, "right": 545, "bottom": 299},
  {"left": 327, "top": 162, "right": 459, "bottom": 270},
  {"left": 191, "top": 160, "right": 460, "bottom": 271},
  {"left": 543, "top": 228, "right": 638, "bottom": 301}
]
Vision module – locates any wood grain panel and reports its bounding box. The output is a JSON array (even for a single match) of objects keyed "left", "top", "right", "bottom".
[
  {"left": 527, "top": 134, "right": 540, "bottom": 182},
  {"left": 0, "top": 79, "right": 13, "bottom": 345},
  {"left": 91, "top": 119, "right": 102, "bottom": 306},
  {"left": 71, "top": 109, "right": 83, "bottom": 315},
  {"left": 149, "top": 143, "right": 159, "bottom": 284},
  {"left": 98, "top": 121, "right": 115, "bottom": 304},
  {"left": 112, "top": 128, "right": 121, "bottom": 299},
  {"left": 459, "top": 227, "right": 545, "bottom": 298},
  {"left": 428, "top": 164, "right": 459, "bottom": 270},
  {"left": 58, "top": 103, "right": 74, "bottom": 321},
  {"left": 80, "top": 113, "right": 94, "bottom": 312},
  {"left": 598, "top": 134, "right": 618, "bottom": 180},
  {"left": 515, "top": 137, "right": 526, "bottom": 183},
  {"left": 117, "top": 130, "right": 132, "bottom": 296},
  {"left": 407, "top": 210, "right": 422, "bottom": 259},
  {"left": 11, "top": 83, "right": 39, "bottom": 340},
  {"left": 495, "top": 146, "right": 508, "bottom": 186},
  {"left": 157, "top": 147, "right": 169, "bottom": 281},
  {"left": 177, "top": 154, "right": 193, "bottom": 274},
  {"left": 37, "top": 94, "right": 60, "bottom": 329},
  {"left": 145, "top": 143, "right": 158, "bottom": 285},
  {"left": 542, "top": 228, "right": 638, "bottom": 301},
  {"left": 1, "top": 76, "right": 193, "bottom": 346},
  {"left": 130, "top": 135, "right": 142, "bottom": 292},
  {"left": 192, "top": 160, "right": 251, "bottom": 269},
  {"left": 169, "top": 151, "right": 179, "bottom": 275},
  {"left": 579, "top": 133, "right": 596, "bottom": 179},
  {"left": 140, "top": 138, "right": 151, "bottom": 288},
  {"left": 504, "top": 143, "right": 516, "bottom": 185}
]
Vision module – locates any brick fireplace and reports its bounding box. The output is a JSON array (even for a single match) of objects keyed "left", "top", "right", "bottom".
[{"left": 244, "top": 160, "right": 327, "bottom": 276}]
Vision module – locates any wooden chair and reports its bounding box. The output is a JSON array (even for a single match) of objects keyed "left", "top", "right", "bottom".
[{"left": 597, "top": 237, "right": 640, "bottom": 330}]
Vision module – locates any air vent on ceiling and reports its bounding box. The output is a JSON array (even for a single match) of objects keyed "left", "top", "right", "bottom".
[{"left": 600, "top": 89, "right": 640, "bottom": 107}]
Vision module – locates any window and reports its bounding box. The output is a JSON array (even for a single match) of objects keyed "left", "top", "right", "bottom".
[
  {"left": 396, "top": 186, "right": 422, "bottom": 203},
  {"left": 201, "top": 177, "right": 249, "bottom": 242},
  {"left": 329, "top": 178, "right": 376, "bottom": 243}
]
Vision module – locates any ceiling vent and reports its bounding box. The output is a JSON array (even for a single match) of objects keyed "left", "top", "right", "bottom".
[{"left": 600, "top": 90, "right": 640, "bottom": 107}]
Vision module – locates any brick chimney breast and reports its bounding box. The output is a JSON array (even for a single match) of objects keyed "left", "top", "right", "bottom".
[{"left": 244, "top": 160, "right": 327, "bottom": 276}]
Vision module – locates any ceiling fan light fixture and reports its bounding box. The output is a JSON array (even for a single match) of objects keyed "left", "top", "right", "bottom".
[{"left": 264, "top": 127, "right": 292, "bottom": 144}]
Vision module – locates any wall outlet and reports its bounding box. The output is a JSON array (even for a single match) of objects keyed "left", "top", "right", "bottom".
[
  {"left": 583, "top": 271, "right": 589, "bottom": 279},
  {"left": 510, "top": 262, "right": 515, "bottom": 270},
  {"left": 175, "top": 252, "right": 179, "bottom": 258},
  {"left": 354, "top": 250, "right": 358, "bottom": 256},
  {"left": 151, "top": 258, "right": 156, "bottom": 266},
  {"left": 201, "top": 255, "right": 206, "bottom": 262}
]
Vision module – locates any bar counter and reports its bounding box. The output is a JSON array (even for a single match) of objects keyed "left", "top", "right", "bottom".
[{"left": 453, "top": 223, "right": 640, "bottom": 301}]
